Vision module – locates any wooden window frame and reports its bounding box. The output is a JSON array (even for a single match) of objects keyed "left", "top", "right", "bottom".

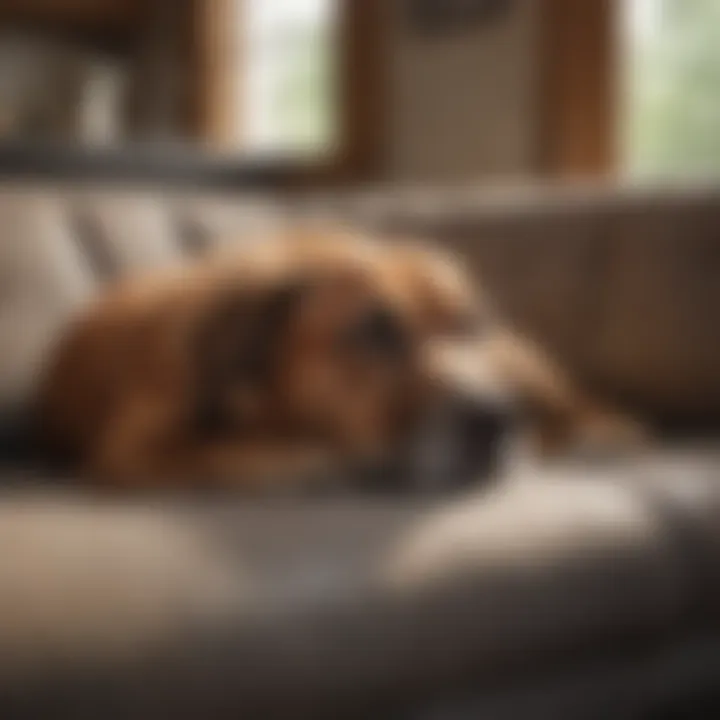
[
  {"left": 188, "top": 0, "right": 387, "bottom": 188},
  {"left": 538, "top": 0, "right": 617, "bottom": 178}
]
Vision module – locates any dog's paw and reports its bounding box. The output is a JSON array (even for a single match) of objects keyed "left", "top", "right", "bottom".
[
  {"left": 526, "top": 406, "right": 650, "bottom": 468},
  {"left": 569, "top": 410, "right": 650, "bottom": 462}
]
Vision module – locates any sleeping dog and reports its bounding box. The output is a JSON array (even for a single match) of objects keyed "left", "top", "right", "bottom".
[{"left": 36, "top": 227, "right": 644, "bottom": 492}]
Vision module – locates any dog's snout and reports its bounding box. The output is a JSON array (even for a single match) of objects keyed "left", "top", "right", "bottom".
[
  {"left": 402, "top": 393, "right": 516, "bottom": 494},
  {"left": 457, "top": 396, "right": 514, "bottom": 467}
]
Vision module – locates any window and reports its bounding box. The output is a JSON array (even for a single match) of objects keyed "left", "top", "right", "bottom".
[
  {"left": 237, "top": 0, "right": 339, "bottom": 159},
  {"left": 623, "top": 0, "right": 720, "bottom": 177}
]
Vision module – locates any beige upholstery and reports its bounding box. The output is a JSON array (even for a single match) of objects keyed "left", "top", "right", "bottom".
[
  {"left": 1, "top": 458, "right": 720, "bottom": 718},
  {"left": 0, "top": 475, "right": 695, "bottom": 716},
  {"left": 2, "top": 181, "right": 720, "bottom": 422},
  {"left": 0, "top": 184, "right": 282, "bottom": 411},
  {"left": 339, "top": 184, "right": 720, "bottom": 419},
  {"left": 0, "top": 179, "right": 719, "bottom": 718}
]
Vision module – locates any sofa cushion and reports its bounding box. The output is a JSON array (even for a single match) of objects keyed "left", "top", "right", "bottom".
[
  {"left": 0, "top": 191, "right": 96, "bottom": 413},
  {"left": 615, "top": 447, "right": 720, "bottom": 621},
  {"left": 0, "top": 183, "right": 284, "bottom": 421},
  {"left": 0, "top": 474, "right": 689, "bottom": 718}
]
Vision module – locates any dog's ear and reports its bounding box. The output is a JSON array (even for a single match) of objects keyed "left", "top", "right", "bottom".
[
  {"left": 392, "top": 241, "right": 487, "bottom": 335},
  {"left": 193, "top": 281, "right": 305, "bottom": 434}
]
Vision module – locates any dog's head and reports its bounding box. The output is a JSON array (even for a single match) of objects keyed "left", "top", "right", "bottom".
[{"left": 192, "top": 229, "right": 516, "bottom": 492}]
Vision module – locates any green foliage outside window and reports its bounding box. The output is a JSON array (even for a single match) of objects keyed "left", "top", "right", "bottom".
[{"left": 625, "top": 0, "right": 720, "bottom": 176}]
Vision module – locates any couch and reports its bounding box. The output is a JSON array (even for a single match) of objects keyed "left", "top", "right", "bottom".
[{"left": 0, "top": 176, "right": 719, "bottom": 719}]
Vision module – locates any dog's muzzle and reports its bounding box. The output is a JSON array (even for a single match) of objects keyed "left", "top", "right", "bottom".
[
  {"left": 348, "top": 339, "right": 518, "bottom": 495},
  {"left": 352, "top": 387, "right": 516, "bottom": 496},
  {"left": 405, "top": 387, "right": 516, "bottom": 492}
]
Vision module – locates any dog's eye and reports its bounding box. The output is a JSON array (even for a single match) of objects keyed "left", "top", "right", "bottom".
[{"left": 343, "top": 307, "right": 408, "bottom": 358}]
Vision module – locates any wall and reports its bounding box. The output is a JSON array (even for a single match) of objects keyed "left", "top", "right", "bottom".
[
  {"left": 384, "top": 0, "right": 541, "bottom": 182},
  {"left": 0, "top": 31, "right": 127, "bottom": 144}
]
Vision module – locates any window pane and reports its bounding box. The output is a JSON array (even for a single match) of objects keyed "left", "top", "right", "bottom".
[
  {"left": 623, "top": 0, "right": 720, "bottom": 178},
  {"left": 240, "top": 0, "right": 339, "bottom": 158}
]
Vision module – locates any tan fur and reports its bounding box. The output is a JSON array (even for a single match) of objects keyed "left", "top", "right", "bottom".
[{"left": 36, "top": 228, "right": 644, "bottom": 489}]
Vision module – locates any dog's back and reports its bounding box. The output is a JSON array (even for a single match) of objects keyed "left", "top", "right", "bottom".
[{"left": 36, "top": 268, "right": 206, "bottom": 468}]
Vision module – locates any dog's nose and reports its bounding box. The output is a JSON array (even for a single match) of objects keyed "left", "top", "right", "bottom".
[
  {"left": 454, "top": 395, "right": 516, "bottom": 481},
  {"left": 402, "top": 393, "right": 517, "bottom": 494}
]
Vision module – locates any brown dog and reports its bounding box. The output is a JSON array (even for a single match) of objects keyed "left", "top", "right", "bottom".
[{"left": 36, "top": 227, "right": 644, "bottom": 492}]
